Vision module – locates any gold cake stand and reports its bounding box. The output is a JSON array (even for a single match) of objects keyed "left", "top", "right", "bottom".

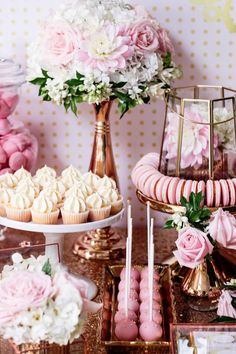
[{"left": 136, "top": 189, "right": 236, "bottom": 215}]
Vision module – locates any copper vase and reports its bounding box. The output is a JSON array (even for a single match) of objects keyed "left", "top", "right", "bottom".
[
  {"left": 181, "top": 258, "right": 225, "bottom": 311},
  {"left": 73, "top": 101, "right": 125, "bottom": 260}
]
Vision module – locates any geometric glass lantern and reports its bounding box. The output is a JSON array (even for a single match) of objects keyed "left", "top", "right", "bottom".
[{"left": 159, "top": 85, "right": 236, "bottom": 181}]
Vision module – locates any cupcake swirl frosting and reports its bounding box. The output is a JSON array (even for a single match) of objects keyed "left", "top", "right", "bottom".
[
  {"left": 83, "top": 171, "right": 100, "bottom": 188},
  {"left": 16, "top": 183, "right": 36, "bottom": 202},
  {"left": 44, "top": 180, "right": 66, "bottom": 195},
  {"left": 64, "top": 196, "right": 86, "bottom": 213},
  {"left": 95, "top": 175, "right": 116, "bottom": 189},
  {"left": 0, "top": 173, "right": 18, "bottom": 188},
  {"left": 40, "top": 189, "right": 62, "bottom": 204},
  {"left": 18, "top": 177, "right": 40, "bottom": 194},
  {"left": 35, "top": 165, "right": 57, "bottom": 178},
  {"left": 11, "top": 193, "right": 32, "bottom": 209},
  {"left": 86, "top": 192, "right": 103, "bottom": 209},
  {"left": 75, "top": 181, "right": 93, "bottom": 197},
  {"left": 97, "top": 187, "right": 119, "bottom": 203},
  {"left": 61, "top": 165, "right": 82, "bottom": 179},
  {"left": 0, "top": 188, "right": 14, "bottom": 205},
  {"left": 65, "top": 186, "right": 85, "bottom": 199},
  {"left": 14, "top": 167, "right": 31, "bottom": 181},
  {"left": 32, "top": 195, "right": 57, "bottom": 213}
]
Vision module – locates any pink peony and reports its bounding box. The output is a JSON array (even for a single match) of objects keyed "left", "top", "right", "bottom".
[
  {"left": 78, "top": 25, "right": 133, "bottom": 72},
  {"left": 217, "top": 290, "right": 236, "bottom": 318},
  {"left": 156, "top": 27, "right": 175, "bottom": 55},
  {"left": 0, "top": 271, "right": 53, "bottom": 325},
  {"left": 207, "top": 208, "right": 236, "bottom": 250},
  {"left": 163, "top": 109, "right": 219, "bottom": 169},
  {"left": 130, "top": 20, "right": 159, "bottom": 54},
  {"left": 42, "top": 19, "right": 79, "bottom": 66},
  {"left": 174, "top": 227, "right": 214, "bottom": 269}
]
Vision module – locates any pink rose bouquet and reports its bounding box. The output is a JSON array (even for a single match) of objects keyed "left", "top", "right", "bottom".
[
  {"left": 27, "top": 0, "right": 181, "bottom": 117},
  {"left": 0, "top": 253, "right": 101, "bottom": 346},
  {"left": 173, "top": 227, "right": 213, "bottom": 269},
  {"left": 207, "top": 208, "right": 236, "bottom": 250}
]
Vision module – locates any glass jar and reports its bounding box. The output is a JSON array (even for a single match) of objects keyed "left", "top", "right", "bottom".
[{"left": 0, "top": 59, "right": 38, "bottom": 174}]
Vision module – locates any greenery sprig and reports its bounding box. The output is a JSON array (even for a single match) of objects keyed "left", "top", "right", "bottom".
[{"left": 42, "top": 259, "right": 52, "bottom": 276}]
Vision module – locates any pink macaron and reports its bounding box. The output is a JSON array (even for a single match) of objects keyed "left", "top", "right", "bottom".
[
  {"left": 227, "top": 179, "right": 236, "bottom": 206},
  {"left": 143, "top": 173, "right": 160, "bottom": 197},
  {"left": 155, "top": 176, "right": 168, "bottom": 202},
  {"left": 214, "top": 180, "right": 221, "bottom": 207},
  {"left": 176, "top": 179, "right": 186, "bottom": 205},
  {"left": 149, "top": 173, "right": 163, "bottom": 200},
  {"left": 131, "top": 165, "right": 153, "bottom": 187},
  {"left": 206, "top": 180, "right": 214, "bottom": 207},
  {"left": 197, "top": 180, "right": 206, "bottom": 206},
  {"left": 220, "top": 179, "right": 230, "bottom": 207},
  {"left": 167, "top": 177, "right": 180, "bottom": 205},
  {"left": 183, "top": 180, "right": 192, "bottom": 201},
  {"left": 191, "top": 180, "right": 198, "bottom": 194},
  {"left": 138, "top": 169, "right": 158, "bottom": 192},
  {"left": 161, "top": 176, "right": 172, "bottom": 203}
]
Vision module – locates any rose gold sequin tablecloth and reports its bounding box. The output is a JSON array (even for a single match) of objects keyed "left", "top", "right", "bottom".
[{"left": 0, "top": 227, "right": 219, "bottom": 353}]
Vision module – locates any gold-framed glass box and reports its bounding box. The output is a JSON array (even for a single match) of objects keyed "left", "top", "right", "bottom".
[{"left": 159, "top": 85, "right": 236, "bottom": 181}]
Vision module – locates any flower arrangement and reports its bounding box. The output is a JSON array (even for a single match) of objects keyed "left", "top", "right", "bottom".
[
  {"left": 163, "top": 103, "right": 234, "bottom": 169},
  {"left": 216, "top": 279, "right": 236, "bottom": 323},
  {"left": 27, "top": 0, "right": 181, "bottom": 117},
  {"left": 0, "top": 253, "right": 101, "bottom": 346},
  {"left": 164, "top": 192, "right": 236, "bottom": 268}
]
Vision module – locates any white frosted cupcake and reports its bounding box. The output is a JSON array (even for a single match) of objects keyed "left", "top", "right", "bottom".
[
  {"left": 17, "top": 177, "right": 40, "bottom": 195},
  {"left": 16, "top": 183, "right": 37, "bottom": 202},
  {"left": 61, "top": 165, "right": 82, "bottom": 179},
  {"left": 83, "top": 171, "right": 101, "bottom": 189},
  {"left": 0, "top": 172, "right": 18, "bottom": 188},
  {"left": 74, "top": 181, "right": 93, "bottom": 198},
  {"left": 39, "top": 188, "right": 62, "bottom": 206},
  {"left": 61, "top": 196, "right": 89, "bottom": 224},
  {"left": 0, "top": 188, "right": 13, "bottom": 216},
  {"left": 65, "top": 185, "right": 85, "bottom": 200},
  {"left": 44, "top": 179, "right": 66, "bottom": 196},
  {"left": 61, "top": 174, "right": 81, "bottom": 189},
  {"left": 14, "top": 167, "right": 31, "bottom": 181},
  {"left": 98, "top": 187, "right": 123, "bottom": 215},
  {"left": 35, "top": 165, "right": 57, "bottom": 178},
  {"left": 95, "top": 175, "right": 117, "bottom": 190},
  {"left": 31, "top": 195, "right": 59, "bottom": 224},
  {"left": 86, "top": 192, "right": 111, "bottom": 221},
  {"left": 6, "top": 192, "right": 32, "bottom": 222},
  {"left": 34, "top": 175, "right": 57, "bottom": 188}
]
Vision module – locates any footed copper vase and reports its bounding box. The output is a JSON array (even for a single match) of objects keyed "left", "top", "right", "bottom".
[
  {"left": 181, "top": 258, "right": 226, "bottom": 311},
  {"left": 73, "top": 101, "right": 125, "bottom": 260}
]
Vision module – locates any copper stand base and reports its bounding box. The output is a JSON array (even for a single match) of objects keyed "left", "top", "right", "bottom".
[{"left": 73, "top": 227, "right": 126, "bottom": 260}]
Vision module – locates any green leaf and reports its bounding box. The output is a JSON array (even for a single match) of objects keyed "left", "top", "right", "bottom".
[
  {"left": 115, "top": 91, "right": 129, "bottom": 101},
  {"left": 65, "top": 79, "right": 81, "bottom": 86},
  {"left": 41, "top": 69, "right": 52, "bottom": 79},
  {"left": 196, "top": 191, "right": 203, "bottom": 208},
  {"left": 118, "top": 101, "right": 129, "bottom": 119},
  {"left": 163, "top": 219, "right": 174, "bottom": 229},
  {"left": 180, "top": 196, "right": 188, "bottom": 207},
  {"left": 211, "top": 316, "right": 236, "bottom": 323},
  {"left": 64, "top": 100, "right": 71, "bottom": 112},
  {"left": 30, "top": 77, "right": 46, "bottom": 86},
  {"left": 189, "top": 210, "right": 201, "bottom": 223},
  {"left": 42, "top": 259, "right": 52, "bottom": 276},
  {"left": 70, "top": 97, "right": 77, "bottom": 116},
  {"left": 163, "top": 52, "right": 172, "bottom": 68},
  {"left": 189, "top": 192, "right": 195, "bottom": 208},
  {"left": 112, "top": 82, "right": 126, "bottom": 88},
  {"left": 143, "top": 96, "right": 150, "bottom": 104},
  {"left": 76, "top": 71, "right": 83, "bottom": 80}
]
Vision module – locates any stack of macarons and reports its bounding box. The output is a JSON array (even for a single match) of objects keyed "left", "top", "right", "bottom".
[{"left": 132, "top": 152, "right": 236, "bottom": 208}]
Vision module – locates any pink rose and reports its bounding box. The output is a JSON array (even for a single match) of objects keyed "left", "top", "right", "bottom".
[
  {"left": 207, "top": 208, "right": 236, "bottom": 250},
  {"left": 130, "top": 20, "right": 159, "bottom": 54},
  {"left": 217, "top": 290, "right": 236, "bottom": 318},
  {"left": 42, "top": 19, "right": 79, "bottom": 66},
  {"left": 156, "top": 27, "right": 175, "bottom": 55},
  {"left": 174, "top": 227, "right": 214, "bottom": 269},
  {"left": 0, "top": 271, "right": 52, "bottom": 325}
]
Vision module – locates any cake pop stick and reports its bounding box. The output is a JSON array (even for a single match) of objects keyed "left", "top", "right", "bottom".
[
  {"left": 124, "top": 237, "right": 129, "bottom": 318},
  {"left": 149, "top": 242, "right": 154, "bottom": 321}
]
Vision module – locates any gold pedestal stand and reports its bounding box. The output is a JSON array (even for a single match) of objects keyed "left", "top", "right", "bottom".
[{"left": 73, "top": 101, "right": 125, "bottom": 260}]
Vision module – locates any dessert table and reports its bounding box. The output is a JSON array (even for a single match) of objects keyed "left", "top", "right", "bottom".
[{"left": 0, "top": 226, "right": 222, "bottom": 353}]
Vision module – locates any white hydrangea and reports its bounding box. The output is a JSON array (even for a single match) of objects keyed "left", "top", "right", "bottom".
[{"left": 172, "top": 212, "right": 189, "bottom": 230}]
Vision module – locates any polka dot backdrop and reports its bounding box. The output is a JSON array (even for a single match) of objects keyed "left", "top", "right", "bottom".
[{"left": 0, "top": 0, "right": 236, "bottom": 226}]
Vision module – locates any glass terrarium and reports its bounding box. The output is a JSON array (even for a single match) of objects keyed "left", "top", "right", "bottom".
[
  {"left": 159, "top": 85, "right": 236, "bottom": 181},
  {"left": 0, "top": 58, "right": 38, "bottom": 174}
]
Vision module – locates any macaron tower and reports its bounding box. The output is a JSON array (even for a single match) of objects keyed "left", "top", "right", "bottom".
[
  {"left": 115, "top": 202, "right": 163, "bottom": 342},
  {"left": 132, "top": 152, "right": 236, "bottom": 208}
]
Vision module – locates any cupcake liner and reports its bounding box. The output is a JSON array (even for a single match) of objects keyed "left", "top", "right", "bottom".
[
  {"left": 31, "top": 209, "right": 59, "bottom": 224},
  {"left": 89, "top": 205, "right": 111, "bottom": 222},
  {"left": 6, "top": 207, "right": 31, "bottom": 222},
  {"left": 111, "top": 198, "right": 123, "bottom": 215},
  {"left": 61, "top": 209, "right": 89, "bottom": 224},
  {"left": 0, "top": 204, "right": 6, "bottom": 217}
]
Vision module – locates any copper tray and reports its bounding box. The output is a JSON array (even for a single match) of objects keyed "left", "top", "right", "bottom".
[
  {"left": 136, "top": 189, "right": 236, "bottom": 215},
  {"left": 100, "top": 264, "right": 175, "bottom": 354}
]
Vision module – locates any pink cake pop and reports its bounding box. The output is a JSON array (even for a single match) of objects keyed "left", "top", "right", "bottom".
[
  {"left": 9, "top": 151, "right": 27, "bottom": 170},
  {"left": 118, "top": 278, "right": 139, "bottom": 292},
  {"left": 115, "top": 319, "right": 138, "bottom": 341},
  {"left": 117, "top": 289, "right": 139, "bottom": 302},
  {"left": 118, "top": 299, "right": 139, "bottom": 313},
  {"left": 139, "top": 321, "right": 163, "bottom": 341},
  {"left": 120, "top": 267, "right": 140, "bottom": 281},
  {"left": 141, "top": 267, "right": 160, "bottom": 281},
  {"left": 140, "top": 278, "right": 159, "bottom": 289},
  {"left": 2, "top": 140, "right": 18, "bottom": 156},
  {"left": 139, "top": 289, "right": 161, "bottom": 302},
  {"left": 114, "top": 310, "right": 138, "bottom": 323},
  {"left": 140, "top": 310, "right": 162, "bottom": 324}
]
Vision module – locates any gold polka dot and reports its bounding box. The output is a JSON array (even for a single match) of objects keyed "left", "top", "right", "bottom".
[
  {"left": 127, "top": 120, "right": 132, "bottom": 125},
  {"left": 40, "top": 154, "right": 46, "bottom": 159},
  {"left": 40, "top": 143, "right": 45, "bottom": 148},
  {"left": 52, "top": 133, "right": 57, "bottom": 137},
  {"left": 39, "top": 122, "right": 44, "bottom": 126},
  {"left": 140, "top": 142, "right": 144, "bottom": 147},
  {"left": 140, "top": 132, "right": 144, "bottom": 136},
  {"left": 152, "top": 5, "right": 157, "bottom": 11},
  {"left": 191, "top": 18, "right": 196, "bottom": 23},
  {"left": 127, "top": 143, "right": 132, "bottom": 147},
  {"left": 152, "top": 121, "right": 157, "bottom": 125},
  {"left": 139, "top": 120, "right": 144, "bottom": 125},
  {"left": 190, "top": 75, "right": 195, "bottom": 80},
  {"left": 127, "top": 132, "right": 132, "bottom": 136},
  {"left": 53, "top": 144, "right": 57, "bottom": 148}
]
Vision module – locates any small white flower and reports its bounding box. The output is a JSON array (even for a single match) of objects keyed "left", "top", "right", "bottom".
[{"left": 11, "top": 253, "right": 23, "bottom": 264}]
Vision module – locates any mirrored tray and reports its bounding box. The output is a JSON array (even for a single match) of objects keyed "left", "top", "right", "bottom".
[{"left": 99, "top": 264, "right": 175, "bottom": 353}]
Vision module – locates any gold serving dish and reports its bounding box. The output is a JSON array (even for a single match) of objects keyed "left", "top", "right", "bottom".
[
  {"left": 136, "top": 189, "right": 236, "bottom": 215},
  {"left": 100, "top": 264, "right": 175, "bottom": 353}
]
